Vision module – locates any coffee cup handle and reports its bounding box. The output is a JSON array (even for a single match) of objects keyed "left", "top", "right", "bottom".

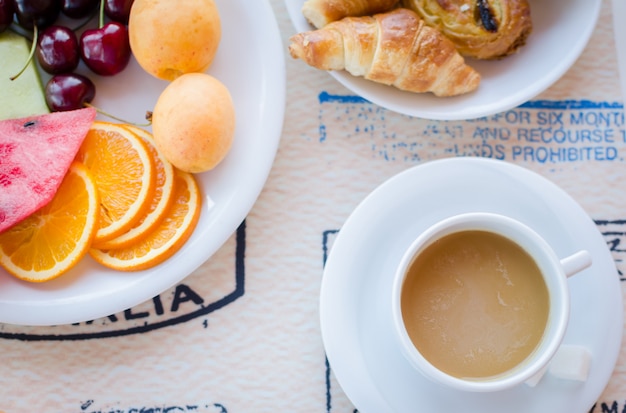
[
  {"left": 525, "top": 250, "right": 592, "bottom": 388},
  {"left": 525, "top": 345, "right": 592, "bottom": 387},
  {"left": 561, "top": 250, "right": 592, "bottom": 278}
]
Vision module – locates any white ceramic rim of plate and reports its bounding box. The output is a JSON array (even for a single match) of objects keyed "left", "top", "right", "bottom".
[
  {"left": 285, "top": 0, "right": 601, "bottom": 120},
  {"left": 0, "top": 0, "right": 286, "bottom": 326}
]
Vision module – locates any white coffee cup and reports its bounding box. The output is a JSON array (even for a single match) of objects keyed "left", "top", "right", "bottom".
[{"left": 391, "top": 212, "right": 592, "bottom": 392}]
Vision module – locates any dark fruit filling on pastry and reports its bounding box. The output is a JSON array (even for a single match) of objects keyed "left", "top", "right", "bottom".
[{"left": 476, "top": 0, "right": 498, "bottom": 32}]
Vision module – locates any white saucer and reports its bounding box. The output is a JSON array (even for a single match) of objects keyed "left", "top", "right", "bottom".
[{"left": 320, "top": 157, "right": 622, "bottom": 413}]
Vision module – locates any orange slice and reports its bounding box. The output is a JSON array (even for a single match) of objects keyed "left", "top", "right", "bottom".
[
  {"left": 93, "top": 125, "right": 175, "bottom": 250},
  {"left": 0, "top": 162, "right": 99, "bottom": 282},
  {"left": 90, "top": 168, "right": 202, "bottom": 271},
  {"left": 75, "top": 121, "right": 155, "bottom": 244}
]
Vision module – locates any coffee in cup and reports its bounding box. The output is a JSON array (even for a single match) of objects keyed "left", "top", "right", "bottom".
[
  {"left": 401, "top": 229, "right": 550, "bottom": 379},
  {"left": 391, "top": 212, "right": 592, "bottom": 392}
]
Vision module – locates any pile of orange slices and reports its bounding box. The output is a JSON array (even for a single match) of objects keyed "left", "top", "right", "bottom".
[{"left": 0, "top": 121, "right": 202, "bottom": 282}]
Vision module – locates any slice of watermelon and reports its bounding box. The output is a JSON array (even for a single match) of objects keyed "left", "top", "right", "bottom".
[{"left": 0, "top": 107, "right": 97, "bottom": 233}]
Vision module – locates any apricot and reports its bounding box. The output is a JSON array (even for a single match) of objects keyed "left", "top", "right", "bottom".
[
  {"left": 151, "top": 73, "right": 235, "bottom": 173},
  {"left": 128, "top": 0, "right": 221, "bottom": 81}
]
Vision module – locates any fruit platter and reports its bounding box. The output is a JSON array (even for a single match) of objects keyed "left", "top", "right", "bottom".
[{"left": 0, "top": 0, "right": 285, "bottom": 326}]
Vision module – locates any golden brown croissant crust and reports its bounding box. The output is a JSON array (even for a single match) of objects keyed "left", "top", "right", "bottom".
[
  {"left": 302, "top": 0, "right": 400, "bottom": 28},
  {"left": 401, "top": 0, "right": 532, "bottom": 59},
  {"left": 289, "top": 8, "right": 480, "bottom": 97}
]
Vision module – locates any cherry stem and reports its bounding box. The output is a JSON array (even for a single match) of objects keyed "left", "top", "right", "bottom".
[
  {"left": 99, "top": 0, "right": 105, "bottom": 28},
  {"left": 84, "top": 102, "right": 153, "bottom": 127},
  {"left": 9, "top": 24, "right": 37, "bottom": 81}
]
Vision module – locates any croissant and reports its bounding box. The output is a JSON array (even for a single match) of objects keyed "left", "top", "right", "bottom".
[
  {"left": 401, "top": 0, "right": 532, "bottom": 59},
  {"left": 302, "top": 0, "right": 399, "bottom": 29},
  {"left": 289, "top": 8, "right": 480, "bottom": 97}
]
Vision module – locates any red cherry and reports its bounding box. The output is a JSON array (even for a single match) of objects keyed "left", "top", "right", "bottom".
[
  {"left": 0, "top": 0, "right": 14, "bottom": 33},
  {"left": 79, "top": 21, "right": 130, "bottom": 76},
  {"left": 104, "top": 0, "right": 134, "bottom": 24},
  {"left": 61, "top": 0, "right": 98, "bottom": 19},
  {"left": 37, "top": 25, "right": 80, "bottom": 74},
  {"left": 13, "top": 0, "right": 61, "bottom": 30},
  {"left": 45, "top": 73, "right": 96, "bottom": 112}
]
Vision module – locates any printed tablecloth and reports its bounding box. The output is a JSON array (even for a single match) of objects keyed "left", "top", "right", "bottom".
[{"left": 2, "top": 1, "right": 626, "bottom": 412}]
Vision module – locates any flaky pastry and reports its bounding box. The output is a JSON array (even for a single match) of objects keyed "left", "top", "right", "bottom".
[
  {"left": 401, "top": 0, "right": 532, "bottom": 59},
  {"left": 302, "top": 0, "right": 399, "bottom": 28},
  {"left": 289, "top": 8, "right": 480, "bottom": 97}
]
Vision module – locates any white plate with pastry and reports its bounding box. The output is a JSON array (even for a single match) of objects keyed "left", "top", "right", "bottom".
[
  {"left": 285, "top": 0, "right": 601, "bottom": 120},
  {"left": 0, "top": 0, "right": 285, "bottom": 326}
]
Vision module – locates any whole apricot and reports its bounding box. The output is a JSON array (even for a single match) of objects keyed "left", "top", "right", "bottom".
[
  {"left": 128, "top": 0, "right": 221, "bottom": 81},
  {"left": 151, "top": 73, "right": 235, "bottom": 173}
]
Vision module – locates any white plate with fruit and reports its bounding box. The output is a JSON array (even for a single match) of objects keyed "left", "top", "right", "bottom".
[
  {"left": 0, "top": 0, "right": 285, "bottom": 326},
  {"left": 285, "top": 0, "right": 600, "bottom": 120}
]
